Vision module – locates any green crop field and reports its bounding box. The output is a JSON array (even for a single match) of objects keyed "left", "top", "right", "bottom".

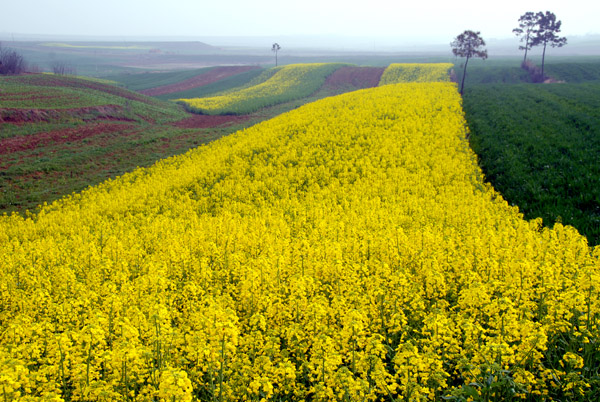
[
  {"left": 545, "top": 62, "right": 600, "bottom": 82},
  {"left": 463, "top": 82, "right": 600, "bottom": 246}
]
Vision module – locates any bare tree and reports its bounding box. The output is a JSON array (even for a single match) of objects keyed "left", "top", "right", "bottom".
[
  {"left": 513, "top": 11, "right": 541, "bottom": 64},
  {"left": 0, "top": 42, "right": 26, "bottom": 75},
  {"left": 450, "top": 30, "right": 488, "bottom": 95},
  {"left": 532, "top": 11, "right": 567, "bottom": 80},
  {"left": 271, "top": 43, "right": 281, "bottom": 67},
  {"left": 51, "top": 61, "right": 76, "bottom": 76}
]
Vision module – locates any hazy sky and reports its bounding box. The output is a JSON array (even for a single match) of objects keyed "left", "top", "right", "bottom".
[{"left": 3, "top": 0, "right": 598, "bottom": 43}]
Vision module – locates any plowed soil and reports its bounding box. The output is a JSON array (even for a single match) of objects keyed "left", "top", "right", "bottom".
[
  {"left": 322, "top": 66, "right": 386, "bottom": 91},
  {"left": 140, "top": 66, "right": 259, "bottom": 97}
]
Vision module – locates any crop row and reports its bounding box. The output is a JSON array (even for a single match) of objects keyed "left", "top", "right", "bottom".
[
  {"left": 177, "top": 63, "right": 347, "bottom": 115},
  {"left": 1, "top": 82, "right": 598, "bottom": 401}
]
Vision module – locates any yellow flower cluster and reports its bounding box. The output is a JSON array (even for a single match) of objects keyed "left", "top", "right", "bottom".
[
  {"left": 379, "top": 63, "right": 453, "bottom": 85},
  {"left": 177, "top": 63, "right": 343, "bottom": 115},
  {"left": 1, "top": 82, "right": 599, "bottom": 401}
]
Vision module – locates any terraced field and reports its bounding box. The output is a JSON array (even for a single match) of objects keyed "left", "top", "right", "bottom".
[{"left": 0, "top": 74, "right": 264, "bottom": 213}]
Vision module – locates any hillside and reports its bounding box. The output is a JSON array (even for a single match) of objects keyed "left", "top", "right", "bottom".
[{"left": 0, "top": 74, "right": 263, "bottom": 213}]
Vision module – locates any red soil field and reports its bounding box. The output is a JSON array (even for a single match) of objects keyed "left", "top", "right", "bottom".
[
  {"left": 321, "top": 66, "right": 386, "bottom": 91},
  {"left": 0, "top": 123, "right": 136, "bottom": 155},
  {"left": 140, "top": 66, "right": 259, "bottom": 97},
  {"left": 170, "top": 114, "right": 253, "bottom": 129}
]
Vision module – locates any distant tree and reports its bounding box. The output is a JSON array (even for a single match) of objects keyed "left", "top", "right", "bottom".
[
  {"left": 51, "top": 61, "right": 76, "bottom": 76},
  {"left": 0, "top": 42, "right": 26, "bottom": 75},
  {"left": 532, "top": 11, "right": 567, "bottom": 80},
  {"left": 271, "top": 43, "right": 281, "bottom": 66},
  {"left": 450, "top": 30, "right": 488, "bottom": 95},
  {"left": 513, "top": 11, "right": 541, "bottom": 64}
]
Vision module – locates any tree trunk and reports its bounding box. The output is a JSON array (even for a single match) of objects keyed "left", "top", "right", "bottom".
[
  {"left": 541, "top": 42, "right": 547, "bottom": 81},
  {"left": 460, "top": 56, "right": 469, "bottom": 95},
  {"left": 523, "top": 33, "right": 529, "bottom": 64},
  {"left": 275, "top": 51, "right": 278, "bottom": 67}
]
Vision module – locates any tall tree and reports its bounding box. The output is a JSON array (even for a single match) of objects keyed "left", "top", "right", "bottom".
[
  {"left": 271, "top": 43, "right": 281, "bottom": 67},
  {"left": 450, "top": 30, "right": 488, "bottom": 95},
  {"left": 532, "top": 11, "right": 567, "bottom": 80},
  {"left": 513, "top": 11, "right": 541, "bottom": 63}
]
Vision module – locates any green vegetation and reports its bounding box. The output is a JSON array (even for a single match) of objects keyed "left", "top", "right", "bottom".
[
  {"left": 545, "top": 62, "right": 600, "bottom": 82},
  {"left": 453, "top": 63, "right": 531, "bottom": 84},
  {"left": 463, "top": 82, "right": 600, "bottom": 245},
  {"left": 453, "top": 58, "right": 600, "bottom": 85}
]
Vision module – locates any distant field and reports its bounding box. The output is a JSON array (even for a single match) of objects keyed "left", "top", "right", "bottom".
[
  {"left": 154, "top": 68, "right": 265, "bottom": 101},
  {"left": 463, "top": 82, "right": 600, "bottom": 245},
  {"left": 379, "top": 63, "right": 453, "bottom": 84},
  {"left": 41, "top": 42, "right": 153, "bottom": 50},
  {"left": 140, "top": 65, "right": 260, "bottom": 97},
  {"left": 108, "top": 68, "right": 217, "bottom": 91},
  {"left": 178, "top": 63, "right": 347, "bottom": 115},
  {"left": 453, "top": 58, "right": 600, "bottom": 85},
  {"left": 545, "top": 62, "right": 600, "bottom": 82}
]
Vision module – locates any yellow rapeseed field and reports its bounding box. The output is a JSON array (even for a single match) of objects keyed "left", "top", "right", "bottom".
[
  {"left": 1, "top": 82, "right": 598, "bottom": 401},
  {"left": 379, "top": 63, "right": 453, "bottom": 85}
]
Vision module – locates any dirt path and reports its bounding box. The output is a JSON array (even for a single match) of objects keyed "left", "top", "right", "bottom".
[{"left": 321, "top": 66, "right": 386, "bottom": 91}]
